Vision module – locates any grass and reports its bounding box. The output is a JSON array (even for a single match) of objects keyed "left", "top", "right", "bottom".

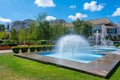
[{"left": 0, "top": 53, "right": 120, "bottom": 80}]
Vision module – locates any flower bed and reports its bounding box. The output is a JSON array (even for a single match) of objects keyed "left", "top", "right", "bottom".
[{"left": 0, "top": 46, "right": 12, "bottom": 50}]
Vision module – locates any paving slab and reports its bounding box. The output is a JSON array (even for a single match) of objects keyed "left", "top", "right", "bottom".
[{"left": 0, "top": 50, "right": 12, "bottom": 53}]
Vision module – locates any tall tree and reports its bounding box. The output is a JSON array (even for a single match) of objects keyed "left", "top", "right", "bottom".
[
  {"left": 10, "top": 28, "right": 18, "bottom": 41},
  {"left": 72, "top": 19, "right": 92, "bottom": 38},
  {"left": 82, "top": 21, "right": 92, "bottom": 37},
  {"left": 0, "top": 31, "right": 7, "bottom": 39},
  {"left": 27, "top": 22, "right": 38, "bottom": 40},
  {"left": 50, "top": 23, "right": 68, "bottom": 40},
  {"left": 72, "top": 19, "right": 84, "bottom": 35},
  {"left": 0, "top": 24, "right": 5, "bottom": 32},
  {"left": 36, "top": 13, "right": 50, "bottom": 40},
  {"left": 18, "top": 28, "right": 28, "bottom": 44}
]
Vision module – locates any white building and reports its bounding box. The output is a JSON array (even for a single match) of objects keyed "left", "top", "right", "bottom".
[{"left": 88, "top": 18, "right": 119, "bottom": 45}]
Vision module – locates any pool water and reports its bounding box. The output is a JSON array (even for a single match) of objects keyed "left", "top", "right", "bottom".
[{"left": 38, "top": 51, "right": 105, "bottom": 63}]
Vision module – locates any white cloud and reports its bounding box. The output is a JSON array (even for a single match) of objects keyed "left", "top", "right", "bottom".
[
  {"left": 34, "top": 0, "right": 55, "bottom": 8},
  {"left": 83, "top": 1, "right": 104, "bottom": 11},
  {"left": 46, "top": 16, "right": 56, "bottom": 21},
  {"left": 69, "top": 5, "right": 76, "bottom": 9},
  {"left": 0, "top": 17, "right": 11, "bottom": 23},
  {"left": 68, "top": 13, "right": 88, "bottom": 20},
  {"left": 112, "top": 7, "right": 120, "bottom": 17}
]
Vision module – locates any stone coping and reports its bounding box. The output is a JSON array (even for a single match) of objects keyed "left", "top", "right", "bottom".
[{"left": 14, "top": 52, "right": 120, "bottom": 79}]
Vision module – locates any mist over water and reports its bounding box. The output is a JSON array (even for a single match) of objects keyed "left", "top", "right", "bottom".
[{"left": 55, "top": 34, "right": 91, "bottom": 56}]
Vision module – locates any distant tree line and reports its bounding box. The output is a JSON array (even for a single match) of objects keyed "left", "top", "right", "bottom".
[
  {"left": 0, "top": 24, "right": 8, "bottom": 40},
  {"left": 9, "top": 13, "right": 92, "bottom": 44}
]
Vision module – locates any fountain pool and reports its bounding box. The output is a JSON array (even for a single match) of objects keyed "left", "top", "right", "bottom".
[
  {"left": 38, "top": 35, "right": 106, "bottom": 63},
  {"left": 39, "top": 51, "right": 104, "bottom": 63}
]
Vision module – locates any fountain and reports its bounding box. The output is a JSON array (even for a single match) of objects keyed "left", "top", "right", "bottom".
[
  {"left": 55, "top": 35, "right": 90, "bottom": 56},
  {"left": 40, "top": 34, "right": 104, "bottom": 63},
  {"left": 96, "top": 30, "right": 99, "bottom": 46},
  {"left": 95, "top": 31, "right": 117, "bottom": 51}
]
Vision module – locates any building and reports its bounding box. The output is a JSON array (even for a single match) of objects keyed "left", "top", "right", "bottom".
[
  {"left": 88, "top": 18, "right": 119, "bottom": 45},
  {"left": 116, "top": 22, "right": 120, "bottom": 35}
]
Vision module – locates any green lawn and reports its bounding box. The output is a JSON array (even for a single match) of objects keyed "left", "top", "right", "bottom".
[{"left": 0, "top": 53, "right": 120, "bottom": 80}]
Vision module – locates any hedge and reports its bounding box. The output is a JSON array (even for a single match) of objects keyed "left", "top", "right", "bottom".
[
  {"left": 21, "top": 46, "right": 28, "bottom": 53},
  {"left": 29, "top": 46, "right": 36, "bottom": 52},
  {"left": 12, "top": 45, "right": 54, "bottom": 54},
  {"left": 12, "top": 46, "right": 20, "bottom": 54}
]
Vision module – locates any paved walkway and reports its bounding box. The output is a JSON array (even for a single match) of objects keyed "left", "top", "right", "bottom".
[{"left": 0, "top": 50, "right": 12, "bottom": 53}]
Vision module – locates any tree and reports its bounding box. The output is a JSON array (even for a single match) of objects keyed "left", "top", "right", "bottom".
[
  {"left": 50, "top": 23, "right": 68, "bottom": 40},
  {"left": 82, "top": 21, "right": 92, "bottom": 37},
  {"left": 0, "top": 24, "right": 5, "bottom": 32},
  {"left": 72, "top": 19, "right": 84, "bottom": 34},
  {"left": 0, "top": 31, "right": 7, "bottom": 39},
  {"left": 36, "top": 13, "right": 50, "bottom": 40},
  {"left": 10, "top": 28, "right": 18, "bottom": 41},
  {"left": 18, "top": 28, "right": 28, "bottom": 44},
  {"left": 27, "top": 22, "right": 38, "bottom": 40},
  {"left": 72, "top": 19, "right": 92, "bottom": 38}
]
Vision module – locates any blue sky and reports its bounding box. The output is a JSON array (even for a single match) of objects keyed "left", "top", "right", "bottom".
[{"left": 0, "top": 0, "right": 120, "bottom": 24}]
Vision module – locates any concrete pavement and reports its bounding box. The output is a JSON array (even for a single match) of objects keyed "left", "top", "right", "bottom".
[{"left": 0, "top": 50, "right": 12, "bottom": 53}]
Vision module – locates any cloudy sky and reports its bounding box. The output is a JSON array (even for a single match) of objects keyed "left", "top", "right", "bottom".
[{"left": 0, "top": 0, "right": 120, "bottom": 23}]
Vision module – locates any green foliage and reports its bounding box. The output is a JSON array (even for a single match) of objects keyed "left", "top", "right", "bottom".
[
  {"left": 72, "top": 19, "right": 92, "bottom": 38},
  {"left": 114, "top": 43, "right": 119, "bottom": 47},
  {"left": 0, "top": 31, "right": 7, "bottom": 39},
  {"left": 48, "top": 45, "right": 54, "bottom": 51},
  {"left": 40, "top": 40, "right": 48, "bottom": 45},
  {"left": 0, "top": 24, "right": 5, "bottom": 32},
  {"left": 36, "top": 46, "right": 42, "bottom": 51},
  {"left": 12, "top": 46, "right": 20, "bottom": 54},
  {"left": 29, "top": 46, "right": 36, "bottom": 52},
  {"left": 10, "top": 28, "right": 18, "bottom": 41},
  {"left": 21, "top": 46, "right": 28, "bottom": 53},
  {"left": 8, "top": 13, "right": 69, "bottom": 43},
  {"left": 42, "top": 45, "right": 48, "bottom": 51},
  {"left": 0, "top": 39, "right": 3, "bottom": 44},
  {"left": 1, "top": 40, "right": 18, "bottom": 46},
  {"left": 12, "top": 45, "right": 54, "bottom": 53},
  {"left": 18, "top": 29, "right": 28, "bottom": 44},
  {"left": 27, "top": 22, "right": 38, "bottom": 40},
  {"left": 36, "top": 13, "right": 50, "bottom": 40},
  {"left": 50, "top": 23, "right": 68, "bottom": 40}
]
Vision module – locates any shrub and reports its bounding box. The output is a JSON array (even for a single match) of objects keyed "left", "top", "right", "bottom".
[
  {"left": 40, "top": 40, "right": 48, "bottom": 45},
  {"left": 8, "top": 43, "right": 18, "bottom": 46},
  {"left": 21, "top": 46, "right": 28, "bottom": 53},
  {"left": 12, "top": 46, "right": 20, "bottom": 54},
  {"left": 0, "top": 39, "right": 3, "bottom": 44},
  {"left": 29, "top": 46, "right": 36, "bottom": 52},
  {"left": 114, "top": 44, "right": 119, "bottom": 47},
  {"left": 36, "top": 46, "right": 42, "bottom": 52},
  {"left": 48, "top": 45, "right": 54, "bottom": 51},
  {"left": 42, "top": 45, "right": 48, "bottom": 51}
]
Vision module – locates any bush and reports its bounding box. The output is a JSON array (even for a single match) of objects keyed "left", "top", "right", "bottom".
[
  {"left": 0, "top": 39, "right": 3, "bottom": 44},
  {"left": 8, "top": 43, "right": 18, "bottom": 46},
  {"left": 12, "top": 46, "right": 20, "bottom": 54},
  {"left": 40, "top": 40, "right": 48, "bottom": 45},
  {"left": 29, "top": 46, "right": 36, "bottom": 52},
  {"left": 48, "top": 45, "right": 54, "bottom": 51},
  {"left": 21, "top": 46, "right": 28, "bottom": 53},
  {"left": 42, "top": 45, "right": 48, "bottom": 51},
  {"left": 114, "top": 44, "right": 119, "bottom": 47},
  {"left": 36, "top": 46, "right": 42, "bottom": 52}
]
